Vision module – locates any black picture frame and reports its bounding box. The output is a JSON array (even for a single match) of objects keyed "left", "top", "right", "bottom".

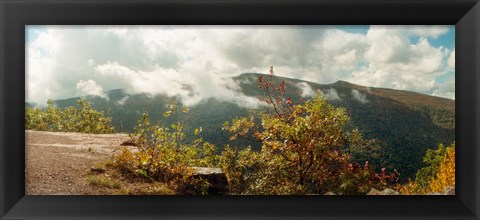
[{"left": 1, "top": 0, "right": 479, "bottom": 219}]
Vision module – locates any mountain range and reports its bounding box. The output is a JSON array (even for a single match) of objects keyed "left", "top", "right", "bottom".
[{"left": 51, "top": 73, "right": 455, "bottom": 181}]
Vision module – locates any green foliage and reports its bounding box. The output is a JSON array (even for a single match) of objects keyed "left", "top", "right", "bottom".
[
  {"left": 67, "top": 71, "right": 452, "bottom": 195},
  {"left": 112, "top": 106, "right": 220, "bottom": 195},
  {"left": 399, "top": 142, "right": 455, "bottom": 194},
  {"left": 223, "top": 116, "right": 255, "bottom": 141},
  {"left": 25, "top": 99, "right": 115, "bottom": 134},
  {"left": 414, "top": 143, "right": 449, "bottom": 189},
  {"left": 429, "top": 145, "right": 455, "bottom": 192},
  {"left": 111, "top": 72, "right": 398, "bottom": 195},
  {"left": 52, "top": 75, "right": 455, "bottom": 182},
  {"left": 221, "top": 72, "right": 397, "bottom": 195},
  {"left": 222, "top": 98, "right": 397, "bottom": 195},
  {"left": 414, "top": 106, "right": 455, "bottom": 129},
  {"left": 220, "top": 145, "right": 307, "bottom": 195}
]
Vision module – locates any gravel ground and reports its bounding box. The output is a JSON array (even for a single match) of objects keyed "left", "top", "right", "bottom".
[{"left": 25, "top": 130, "right": 131, "bottom": 195}]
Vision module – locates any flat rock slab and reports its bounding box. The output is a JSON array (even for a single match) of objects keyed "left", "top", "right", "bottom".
[
  {"left": 192, "top": 167, "right": 223, "bottom": 175},
  {"left": 25, "top": 130, "right": 131, "bottom": 195}
]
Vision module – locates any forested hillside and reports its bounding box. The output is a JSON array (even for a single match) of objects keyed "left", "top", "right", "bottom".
[{"left": 47, "top": 73, "right": 455, "bottom": 181}]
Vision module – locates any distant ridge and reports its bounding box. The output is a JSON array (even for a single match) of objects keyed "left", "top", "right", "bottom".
[{"left": 50, "top": 73, "right": 455, "bottom": 181}]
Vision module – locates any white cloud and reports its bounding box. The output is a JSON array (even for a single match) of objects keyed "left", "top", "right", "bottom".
[
  {"left": 347, "top": 28, "right": 448, "bottom": 96},
  {"left": 26, "top": 47, "right": 57, "bottom": 104},
  {"left": 448, "top": 50, "right": 455, "bottom": 69},
  {"left": 94, "top": 61, "right": 263, "bottom": 108},
  {"left": 25, "top": 25, "right": 455, "bottom": 106},
  {"left": 364, "top": 27, "right": 410, "bottom": 64},
  {"left": 334, "top": 50, "right": 358, "bottom": 66},
  {"left": 351, "top": 89, "right": 369, "bottom": 104},
  {"left": 432, "top": 74, "right": 455, "bottom": 100},
  {"left": 87, "top": 59, "right": 95, "bottom": 66},
  {"left": 406, "top": 25, "right": 449, "bottom": 38},
  {"left": 93, "top": 62, "right": 190, "bottom": 98},
  {"left": 76, "top": 79, "right": 108, "bottom": 99},
  {"left": 296, "top": 82, "right": 314, "bottom": 97},
  {"left": 117, "top": 95, "right": 129, "bottom": 106},
  {"left": 319, "top": 88, "right": 341, "bottom": 101}
]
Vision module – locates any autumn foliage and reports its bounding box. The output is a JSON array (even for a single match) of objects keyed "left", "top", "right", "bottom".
[
  {"left": 222, "top": 67, "right": 397, "bottom": 194},
  {"left": 26, "top": 67, "right": 454, "bottom": 195},
  {"left": 112, "top": 103, "right": 219, "bottom": 194},
  {"left": 107, "top": 68, "right": 398, "bottom": 195},
  {"left": 399, "top": 143, "right": 455, "bottom": 194}
]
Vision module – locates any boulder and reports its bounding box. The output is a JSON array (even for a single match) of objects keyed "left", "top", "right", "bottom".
[
  {"left": 367, "top": 188, "right": 399, "bottom": 195},
  {"left": 381, "top": 188, "right": 400, "bottom": 195},
  {"left": 324, "top": 191, "right": 336, "bottom": 195},
  {"left": 119, "top": 140, "right": 137, "bottom": 146},
  {"left": 425, "top": 186, "right": 455, "bottom": 195},
  {"left": 191, "top": 167, "right": 228, "bottom": 195},
  {"left": 89, "top": 167, "right": 105, "bottom": 174},
  {"left": 367, "top": 188, "right": 381, "bottom": 195},
  {"left": 443, "top": 186, "right": 455, "bottom": 195}
]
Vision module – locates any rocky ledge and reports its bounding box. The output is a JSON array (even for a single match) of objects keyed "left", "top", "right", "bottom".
[
  {"left": 192, "top": 167, "right": 228, "bottom": 195},
  {"left": 324, "top": 186, "right": 455, "bottom": 196}
]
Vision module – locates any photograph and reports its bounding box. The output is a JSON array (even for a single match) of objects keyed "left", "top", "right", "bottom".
[{"left": 25, "top": 25, "right": 455, "bottom": 196}]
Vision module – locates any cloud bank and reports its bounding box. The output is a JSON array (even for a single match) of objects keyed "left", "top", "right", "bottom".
[
  {"left": 26, "top": 25, "right": 455, "bottom": 107},
  {"left": 76, "top": 79, "right": 108, "bottom": 99},
  {"left": 351, "top": 89, "right": 369, "bottom": 104},
  {"left": 296, "top": 82, "right": 314, "bottom": 97},
  {"left": 324, "top": 88, "right": 342, "bottom": 101},
  {"left": 116, "top": 95, "right": 129, "bottom": 106}
]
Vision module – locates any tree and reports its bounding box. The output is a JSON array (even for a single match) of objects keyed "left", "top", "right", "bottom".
[
  {"left": 428, "top": 145, "right": 455, "bottom": 192},
  {"left": 398, "top": 142, "right": 455, "bottom": 194},
  {"left": 223, "top": 68, "right": 396, "bottom": 194}
]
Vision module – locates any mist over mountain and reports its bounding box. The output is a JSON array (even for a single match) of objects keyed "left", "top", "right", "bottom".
[{"left": 51, "top": 73, "right": 455, "bottom": 180}]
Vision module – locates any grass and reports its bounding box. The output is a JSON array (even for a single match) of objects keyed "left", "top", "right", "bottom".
[
  {"left": 87, "top": 161, "right": 177, "bottom": 195},
  {"left": 87, "top": 175, "right": 122, "bottom": 189},
  {"left": 136, "top": 183, "right": 175, "bottom": 195},
  {"left": 114, "top": 181, "right": 175, "bottom": 195},
  {"left": 116, "top": 188, "right": 130, "bottom": 195}
]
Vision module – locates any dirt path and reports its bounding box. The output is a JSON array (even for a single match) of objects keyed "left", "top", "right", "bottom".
[{"left": 25, "top": 130, "right": 131, "bottom": 195}]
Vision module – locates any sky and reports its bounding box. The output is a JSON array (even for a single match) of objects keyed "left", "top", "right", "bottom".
[{"left": 26, "top": 25, "right": 455, "bottom": 107}]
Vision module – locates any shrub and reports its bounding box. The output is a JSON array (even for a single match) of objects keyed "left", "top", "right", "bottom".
[
  {"left": 112, "top": 103, "right": 219, "bottom": 195},
  {"left": 222, "top": 69, "right": 397, "bottom": 195},
  {"left": 428, "top": 145, "right": 455, "bottom": 192},
  {"left": 25, "top": 99, "right": 115, "bottom": 134},
  {"left": 398, "top": 142, "right": 455, "bottom": 194}
]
